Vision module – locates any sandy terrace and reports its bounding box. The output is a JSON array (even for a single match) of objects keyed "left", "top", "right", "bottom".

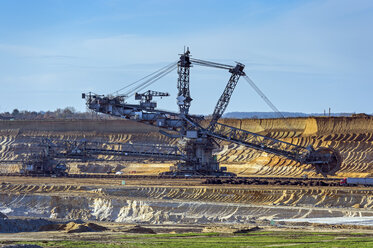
[{"left": 1, "top": 177, "right": 373, "bottom": 227}]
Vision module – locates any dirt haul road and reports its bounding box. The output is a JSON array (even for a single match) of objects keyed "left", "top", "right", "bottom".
[{"left": 0, "top": 116, "right": 372, "bottom": 177}]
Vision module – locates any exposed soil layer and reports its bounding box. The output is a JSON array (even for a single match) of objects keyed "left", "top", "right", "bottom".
[
  {"left": 1, "top": 177, "right": 373, "bottom": 226},
  {"left": 39, "top": 221, "right": 108, "bottom": 233},
  {"left": 0, "top": 116, "right": 372, "bottom": 177}
]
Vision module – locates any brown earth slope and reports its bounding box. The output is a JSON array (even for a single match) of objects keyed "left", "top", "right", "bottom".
[
  {"left": 0, "top": 116, "right": 371, "bottom": 177},
  {"left": 216, "top": 117, "right": 373, "bottom": 178}
]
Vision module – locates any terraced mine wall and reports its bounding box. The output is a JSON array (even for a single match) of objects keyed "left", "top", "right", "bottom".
[
  {"left": 0, "top": 116, "right": 372, "bottom": 177},
  {"left": 2, "top": 182, "right": 373, "bottom": 224},
  {"left": 0, "top": 119, "right": 158, "bottom": 133},
  {"left": 215, "top": 117, "right": 373, "bottom": 178}
]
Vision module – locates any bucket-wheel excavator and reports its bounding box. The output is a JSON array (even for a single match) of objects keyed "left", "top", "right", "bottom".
[{"left": 81, "top": 49, "right": 341, "bottom": 177}]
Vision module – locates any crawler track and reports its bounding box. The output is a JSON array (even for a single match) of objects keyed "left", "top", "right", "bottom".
[
  {"left": 202, "top": 177, "right": 342, "bottom": 187},
  {"left": 0, "top": 173, "right": 346, "bottom": 187}
]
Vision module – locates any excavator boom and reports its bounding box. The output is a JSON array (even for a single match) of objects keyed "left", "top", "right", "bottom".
[{"left": 81, "top": 49, "right": 342, "bottom": 177}]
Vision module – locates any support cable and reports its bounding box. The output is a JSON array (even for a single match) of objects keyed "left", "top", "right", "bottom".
[
  {"left": 125, "top": 63, "right": 177, "bottom": 96},
  {"left": 243, "top": 75, "right": 286, "bottom": 119},
  {"left": 111, "top": 61, "right": 177, "bottom": 96},
  {"left": 243, "top": 74, "right": 294, "bottom": 129},
  {"left": 190, "top": 58, "right": 233, "bottom": 70},
  {"left": 127, "top": 64, "right": 178, "bottom": 97}
]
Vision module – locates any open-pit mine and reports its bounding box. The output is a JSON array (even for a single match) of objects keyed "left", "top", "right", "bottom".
[
  {"left": 0, "top": 116, "right": 373, "bottom": 243},
  {"left": 1, "top": 49, "right": 373, "bottom": 246}
]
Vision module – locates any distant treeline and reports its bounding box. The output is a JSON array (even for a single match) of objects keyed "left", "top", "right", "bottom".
[
  {"left": 0, "top": 108, "right": 370, "bottom": 120},
  {"left": 0, "top": 107, "right": 113, "bottom": 120},
  {"left": 223, "top": 112, "right": 370, "bottom": 119}
]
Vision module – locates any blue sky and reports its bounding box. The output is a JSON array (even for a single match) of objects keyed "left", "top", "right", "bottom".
[{"left": 0, "top": 0, "right": 372, "bottom": 114}]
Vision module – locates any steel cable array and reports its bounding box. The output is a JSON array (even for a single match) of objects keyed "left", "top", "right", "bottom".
[{"left": 111, "top": 61, "right": 178, "bottom": 97}]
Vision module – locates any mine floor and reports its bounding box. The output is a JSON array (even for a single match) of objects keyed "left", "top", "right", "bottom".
[{"left": 1, "top": 176, "right": 373, "bottom": 246}]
